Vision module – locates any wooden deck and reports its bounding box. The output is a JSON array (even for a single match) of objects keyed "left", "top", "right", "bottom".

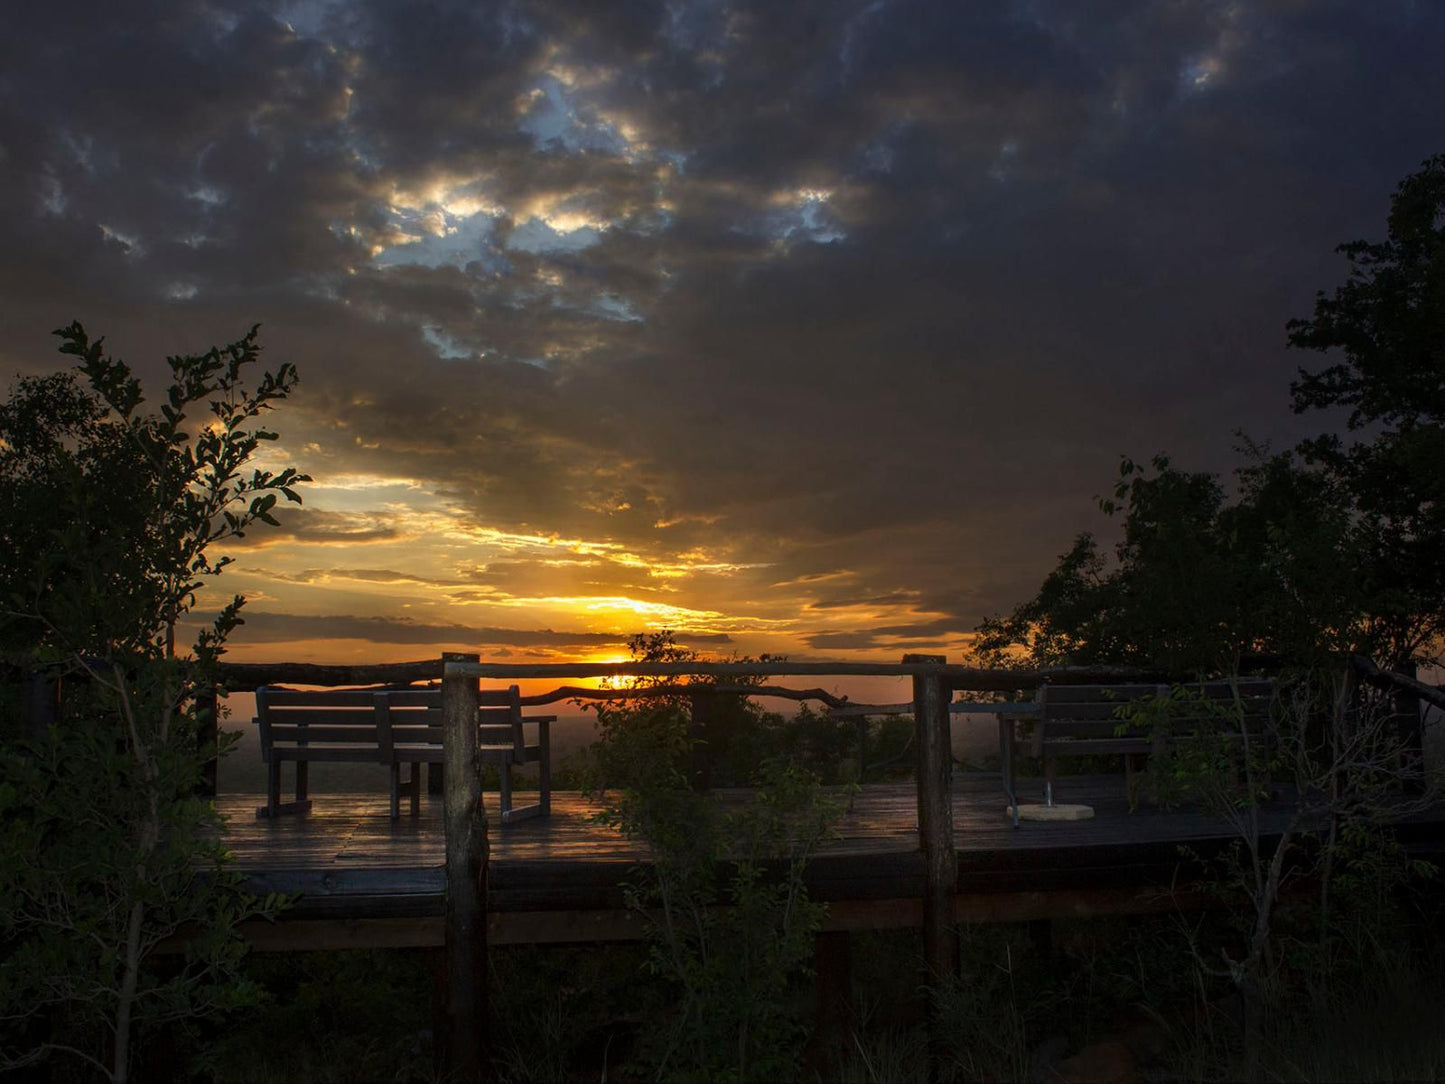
[{"left": 217, "top": 774, "right": 1445, "bottom": 948}]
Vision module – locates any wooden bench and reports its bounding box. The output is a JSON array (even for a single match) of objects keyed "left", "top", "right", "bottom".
[
  {"left": 998, "top": 679, "right": 1276, "bottom": 824},
  {"left": 253, "top": 685, "right": 553, "bottom": 823}
]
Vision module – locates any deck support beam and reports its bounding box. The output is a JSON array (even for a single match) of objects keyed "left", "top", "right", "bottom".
[
  {"left": 910, "top": 653, "right": 957, "bottom": 1082},
  {"left": 442, "top": 651, "right": 490, "bottom": 1080},
  {"left": 909, "top": 654, "right": 958, "bottom": 984}
]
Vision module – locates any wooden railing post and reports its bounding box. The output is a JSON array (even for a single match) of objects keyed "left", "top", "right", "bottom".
[
  {"left": 442, "top": 651, "right": 489, "bottom": 1080},
  {"left": 907, "top": 654, "right": 957, "bottom": 985},
  {"left": 688, "top": 688, "right": 713, "bottom": 791}
]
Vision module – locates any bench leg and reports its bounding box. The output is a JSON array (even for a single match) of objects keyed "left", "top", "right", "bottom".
[
  {"left": 296, "top": 761, "right": 309, "bottom": 803},
  {"left": 390, "top": 762, "right": 401, "bottom": 820},
  {"left": 498, "top": 760, "right": 512, "bottom": 821},
  {"left": 409, "top": 764, "right": 422, "bottom": 817},
  {"left": 256, "top": 760, "right": 313, "bottom": 817},
  {"left": 1044, "top": 757, "right": 1056, "bottom": 806},
  {"left": 538, "top": 722, "right": 551, "bottom": 817},
  {"left": 268, "top": 759, "right": 280, "bottom": 816}
]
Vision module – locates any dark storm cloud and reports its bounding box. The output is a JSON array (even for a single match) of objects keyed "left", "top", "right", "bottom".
[
  {"left": 4, "top": 0, "right": 1443, "bottom": 649},
  {"left": 226, "top": 610, "right": 731, "bottom": 648},
  {"left": 226, "top": 508, "right": 408, "bottom": 547},
  {"left": 231, "top": 611, "right": 621, "bottom": 647},
  {"left": 252, "top": 566, "right": 467, "bottom": 586}
]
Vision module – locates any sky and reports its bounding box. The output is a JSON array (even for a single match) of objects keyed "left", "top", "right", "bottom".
[{"left": 1, "top": 0, "right": 1442, "bottom": 672}]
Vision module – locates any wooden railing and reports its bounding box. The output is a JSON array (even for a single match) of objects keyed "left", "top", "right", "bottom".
[
  {"left": 194, "top": 649, "right": 1439, "bottom": 1077},
  {"left": 15, "top": 647, "right": 1436, "bottom": 1078}
]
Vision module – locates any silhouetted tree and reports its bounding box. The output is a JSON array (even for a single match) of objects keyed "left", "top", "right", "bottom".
[
  {"left": 1288, "top": 152, "right": 1445, "bottom": 667},
  {"left": 0, "top": 324, "right": 307, "bottom": 1081},
  {"left": 978, "top": 154, "right": 1445, "bottom": 674}
]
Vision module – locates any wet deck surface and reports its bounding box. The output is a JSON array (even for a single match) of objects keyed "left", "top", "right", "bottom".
[
  {"left": 220, "top": 774, "right": 1288, "bottom": 869},
  {"left": 221, "top": 773, "right": 1437, "bottom": 922}
]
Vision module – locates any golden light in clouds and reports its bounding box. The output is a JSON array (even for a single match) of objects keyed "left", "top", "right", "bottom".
[{"left": 215, "top": 450, "right": 978, "bottom": 668}]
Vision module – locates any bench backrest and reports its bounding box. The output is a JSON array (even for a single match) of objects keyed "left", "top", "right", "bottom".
[
  {"left": 254, "top": 684, "right": 525, "bottom": 760},
  {"left": 255, "top": 687, "right": 394, "bottom": 763},
  {"left": 1038, "top": 679, "right": 1276, "bottom": 740},
  {"left": 378, "top": 685, "right": 525, "bottom": 758}
]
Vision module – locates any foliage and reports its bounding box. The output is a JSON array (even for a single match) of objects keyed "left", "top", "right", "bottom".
[
  {"left": 584, "top": 631, "right": 848, "bottom": 1082},
  {"left": 196, "top": 949, "right": 435, "bottom": 1083},
  {"left": 1288, "top": 153, "right": 1445, "bottom": 430},
  {"left": 974, "top": 450, "right": 1362, "bottom": 675},
  {"left": 489, "top": 942, "right": 655, "bottom": 1084},
  {"left": 970, "top": 155, "right": 1445, "bottom": 1076},
  {"left": 978, "top": 155, "right": 1445, "bottom": 675},
  {"left": 584, "top": 629, "right": 869, "bottom": 789},
  {"left": 1116, "top": 673, "right": 1435, "bottom": 1071},
  {"left": 0, "top": 323, "right": 307, "bottom": 1081},
  {"left": 1111, "top": 684, "right": 1276, "bottom": 810},
  {"left": 1287, "top": 152, "right": 1445, "bottom": 668}
]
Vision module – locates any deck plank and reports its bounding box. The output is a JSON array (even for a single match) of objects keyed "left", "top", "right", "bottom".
[{"left": 214, "top": 776, "right": 1445, "bottom": 926}]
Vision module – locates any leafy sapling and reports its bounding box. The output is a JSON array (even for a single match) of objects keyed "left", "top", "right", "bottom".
[{"left": 0, "top": 323, "right": 309, "bottom": 1083}]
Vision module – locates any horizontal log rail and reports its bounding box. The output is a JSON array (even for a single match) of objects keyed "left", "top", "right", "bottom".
[
  {"left": 834, "top": 699, "right": 1042, "bottom": 717},
  {"left": 216, "top": 658, "right": 442, "bottom": 691},
  {"left": 1351, "top": 653, "right": 1445, "bottom": 712},
  {"left": 444, "top": 658, "right": 1177, "bottom": 687},
  {"left": 518, "top": 682, "right": 856, "bottom": 710},
  {"left": 207, "top": 653, "right": 1440, "bottom": 709}
]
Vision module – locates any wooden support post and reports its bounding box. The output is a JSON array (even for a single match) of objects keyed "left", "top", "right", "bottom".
[
  {"left": 442, "top": 652, "right": 489, "bottom": 1080},
  {"left": 688, "top": 688, "right": 713, "bottom": 791},
  {"left": 908, "top": 653, "right": 958, "bottom": 985},
  {"left": 23, "top": 670, "right": 58, "bottom": 742},
  {"left": 806, "top": 930, "right": 854, "bottom": 1076},
  {"left": 429, "top": 946, "right": 449, "bottom": 1081},
  {"left": 196, "top": 685, "right": 219, "bottom": 797},
  {"left": 1395, "top": 661, "right": 1424, "bottom": 787}
]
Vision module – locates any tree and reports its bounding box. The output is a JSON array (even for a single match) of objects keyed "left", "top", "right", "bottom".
[
  {"left": 0, "top": 323, "right": 308, "bottom": 1081},
  {"left": 973, "top": 155, "right": 1445, "bottom": 1072},
  {"left": 583, "top": 631, "right": 844, "bottom": 1081},
  {"left": 973, "top": 451, "right": 1361, "bottom": 676},
  {"left": 1288, "top": 152, "right": 1445, "bottom": 667},
  {"left": 980, "top": 155, "right": 1445, "bottom": 675}
]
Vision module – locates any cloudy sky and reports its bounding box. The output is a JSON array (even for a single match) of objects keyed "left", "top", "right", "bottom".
[{"left": 2, "top": 0, "right": 1441, "bottom": 668}]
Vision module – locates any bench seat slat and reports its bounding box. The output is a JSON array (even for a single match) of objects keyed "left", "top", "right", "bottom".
[
  {"left": 1045, "top": 717, "right": 1270, "bottom": 739},
  {"left": 259, "top": 691, "right": 387, "bottom": 708},
  {"left": 266, "top": 724, "right": 389, "bottom": 744},
  {"left": 270, "top": 746, "right": 389, "bottom": 763},
  {"left": 1041, "top": 681, "right": 1272, "bottom": 703},
  {"left": 259, "top": 708, "right": 386, "bottom": 726}
]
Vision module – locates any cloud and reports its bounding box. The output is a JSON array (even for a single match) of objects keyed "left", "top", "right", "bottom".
[
  {"left": 806, "top": 592, "right": 921, "bottom": 611},
  {"left": 251, "top": 566, "right": 468, "bottom": 587},
  {"left": 226, "top": 611, "right": 733, "bottom": 649},
  {"left": 225, "top": 508, "right": 409, "bottom": 548},
  {"left": 4, "top": 0, "right": 1444, "bottom": 659}
]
